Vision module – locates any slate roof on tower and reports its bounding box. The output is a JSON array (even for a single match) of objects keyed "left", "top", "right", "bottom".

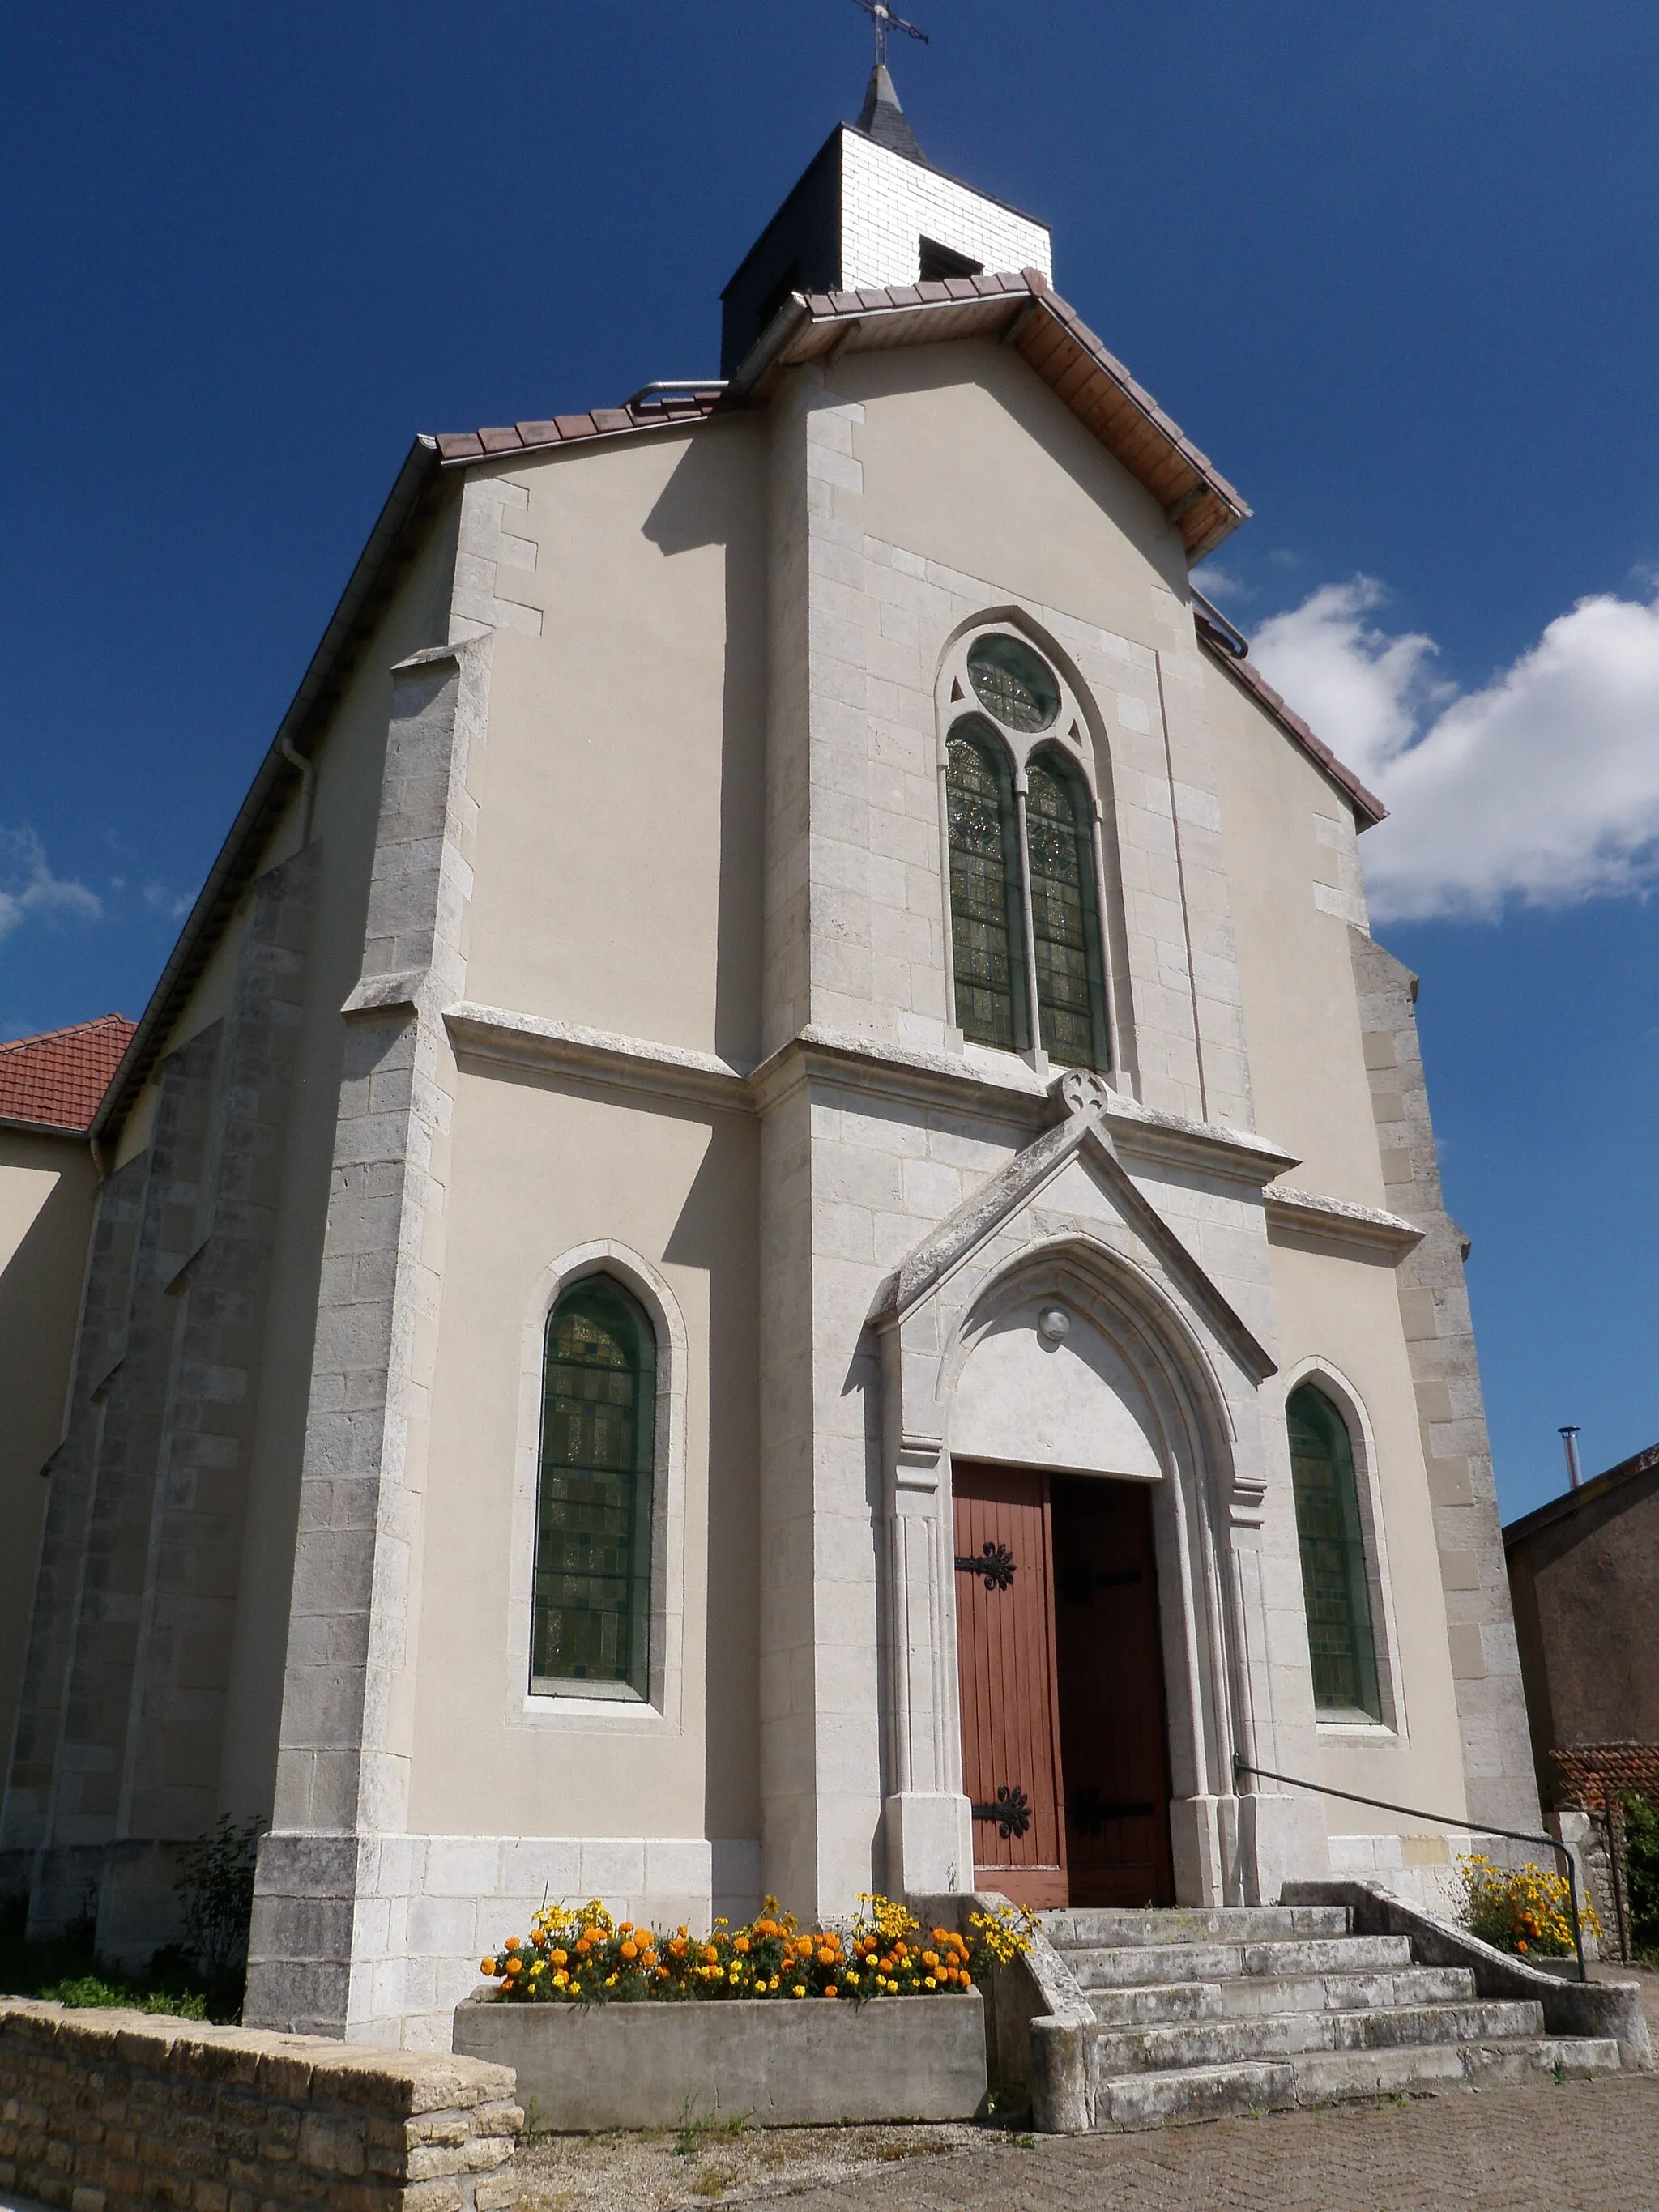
[{"left": 858, "top": 62, "right": 925, "bottom": 160}]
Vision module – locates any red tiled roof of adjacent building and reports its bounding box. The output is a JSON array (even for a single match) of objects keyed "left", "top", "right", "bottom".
[
  {"left": 0, "top": 1014, "right": 137, "bottom": 1134},
  {"left": 1551, "top": 1744, "right": 1659, "bottom": 1811}
]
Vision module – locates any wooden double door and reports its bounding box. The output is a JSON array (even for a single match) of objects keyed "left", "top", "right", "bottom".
[{"left": 953, "top": 1461, "right": 1175, "bottom": 1909}]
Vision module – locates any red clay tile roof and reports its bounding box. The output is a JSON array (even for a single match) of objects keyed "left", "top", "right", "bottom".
[
  {"left": 437, "top": 271, "right": 1251, "bottom": 564},
  {"left": 1551, "top": 1744, "right": 1659, "bottom": 1811},
  {"left": 0, "top": 1013, "right": 136, "bottom": 1134},
  {"left": 731, "top": 269, "right": 1251, "bottom": 563},
  {"left": 1196, "top": 613, "right": 1388, "bottom": 830},
  {"left": 435, "top": 391, "right": 731, "bottom": 465}
]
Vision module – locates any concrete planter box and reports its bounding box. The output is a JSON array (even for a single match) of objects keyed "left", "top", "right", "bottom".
[{"left": 454, "top": 1988, "right": 987, "bottom": 2129}]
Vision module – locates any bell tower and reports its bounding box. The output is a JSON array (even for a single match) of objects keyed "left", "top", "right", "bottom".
[{"left": 719, "top": 64, "right": 1052, "bottom": 375}]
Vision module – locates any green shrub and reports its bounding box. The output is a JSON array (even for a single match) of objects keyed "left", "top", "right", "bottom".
[
  {"left": 173, "top": 1813, "right": 265, "bottom": 2016},
  {"left": 1622, "top": 1792, "right": 1659, "bottom": 1958}
]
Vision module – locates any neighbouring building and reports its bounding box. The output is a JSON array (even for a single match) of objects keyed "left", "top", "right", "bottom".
[
  {"left": 1505, "top": 1442, "right": 1659, "bottom": 1809},
  {"left": 1, "top": 68, "right": 1543, "bottom": 2048},
  {"left": 0, "top": 1016, "right": 135, "bottom": 1791}
]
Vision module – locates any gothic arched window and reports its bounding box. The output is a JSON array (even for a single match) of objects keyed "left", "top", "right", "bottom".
[
  {"left": 946, "top": 721, "right": 1029, "bottom": 1051},
  {"left": 942, "top": 632, "right": 1114, "bottom": 1072},
  {"left": 1287, "top": 1383, "right": 1381, "bottom": 1720},
  {"left": 1026, "top": 750, "right": 1108, "bottom": 1071},
  {"left": 532, "top": 1276, "right": 656, "bottom": 1698}
]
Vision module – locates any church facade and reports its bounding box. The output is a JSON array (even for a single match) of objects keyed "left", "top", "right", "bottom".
[{"left": 1, "top": 73, "right": 1540, "bottom": 2048}]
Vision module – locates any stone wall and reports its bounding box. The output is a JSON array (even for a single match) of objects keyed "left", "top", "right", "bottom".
[
  {"left": 0, "top": 2000, "right": 522, "bottom": 2212},
  {"left": 1349, "top": 931, "right": 1541, "bottom": 1839}
]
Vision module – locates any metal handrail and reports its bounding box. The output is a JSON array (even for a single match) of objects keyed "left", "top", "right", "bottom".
[{"left": 1234, "top": 1756, "right": 1588, "bottom": 1982}]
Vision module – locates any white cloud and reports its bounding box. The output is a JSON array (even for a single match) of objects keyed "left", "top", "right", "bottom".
[
  {"left": 0, "top": 828, "right": 102, "bottom": 943},
  {"left": 143, "top": 880, "right": 191, "bottom": 920},
  {"left": 1249, "top": 578, "right": 1659, "bottom": 922}
]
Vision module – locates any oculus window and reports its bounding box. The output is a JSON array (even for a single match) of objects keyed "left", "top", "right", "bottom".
[
  {"left": 1287, "top": 1383, "right": 1381, "bottom": 1721},
  {"left": 532, "top": 1276, "right": 656, "bottom": 1699},
  {"left": 966, "top": 633, "right": 1060, "bottom": 733}
]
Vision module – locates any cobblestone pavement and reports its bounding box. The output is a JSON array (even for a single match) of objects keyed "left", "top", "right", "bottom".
[
  {"left": 768, "top": 2078, "right": 1659, "bottom": 2212},
  {"left": 517, "top": 2074, "right": 1659, "bottom": 2212}
]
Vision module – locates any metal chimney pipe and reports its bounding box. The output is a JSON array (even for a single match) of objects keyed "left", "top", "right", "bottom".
[{"left": 1558, "top": 1425, "right": 1584, "bottom": 1490}]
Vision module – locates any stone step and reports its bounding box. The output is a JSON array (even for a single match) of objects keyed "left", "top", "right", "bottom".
[
  {"left": 1094, "top": 1997, "right": 1546, "bottom": 2075},
  {"left": 1068, "top": 1933, "right": 1415, "bottom": 1988},
  {"left": 1043, "top": 1905, "right": 1351, "bottom": 1950},
  {"left": 1087, "top": 1964, "right": 1478, "bottom": 2028},
  {"left": 1096, "top": 2036, "right": 1623, "bottom": 2130}
]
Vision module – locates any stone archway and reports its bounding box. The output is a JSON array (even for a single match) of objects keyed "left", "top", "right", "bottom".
[{"left": 870, "top": 1080, "right": 1317, "bottom": 1910}]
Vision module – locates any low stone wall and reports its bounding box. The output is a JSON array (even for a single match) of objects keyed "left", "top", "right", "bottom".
[{"left": 0, "top": 2000, "right": 523, "bottom": 2212}]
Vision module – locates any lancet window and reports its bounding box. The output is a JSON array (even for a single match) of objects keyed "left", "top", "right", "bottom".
[
  {"left": 946, "top": 722, "right": 1028, "bottom": 1051},
  {"left": 942, "top": 631, "right": 1111, "bottom": 1070},
  {"left": 532, "top": 1276, "right": 656, "bottom": 1698},
  {"left": 1287, "top": 1383, "right": 1382, "bottom": 1721}
]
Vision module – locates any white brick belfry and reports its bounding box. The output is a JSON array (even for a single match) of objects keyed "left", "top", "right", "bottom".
[{"left": 839, "top": 131, "right": 1052, "bottom": 293}]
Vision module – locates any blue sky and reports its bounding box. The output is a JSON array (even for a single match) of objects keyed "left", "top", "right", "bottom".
[{"left": 3, "top": 1, "right": 1655, "bottom": 1517}]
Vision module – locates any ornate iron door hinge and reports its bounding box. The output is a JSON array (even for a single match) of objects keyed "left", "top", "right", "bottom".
[
  {"left": 970, "top": 1784, "right": 1033, "bottom": 1839},
  {"left": 955, "top": 1540, "right": 1016, "bottom": 1591}
]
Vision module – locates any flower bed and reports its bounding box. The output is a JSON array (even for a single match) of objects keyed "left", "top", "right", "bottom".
[
  {"left": 1456, "top": 1852, "right": 1603, "bottom": 1959},
  {"left": 454, "top": 1894, "right": 1023, "bottom": 2129},
  {"left": 476, "top": 1892, "right": 1030, "bottom": 2005}
]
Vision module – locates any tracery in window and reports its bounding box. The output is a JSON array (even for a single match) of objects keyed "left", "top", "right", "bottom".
[
  {"left": 532, "top": 1276, "right": 656, "bottom": 1698},
  {"left": 966, "top": 633, "right": 1060, "bottom": 733},
  {"left": 1026, "top": 751, "right": 1108, "bottom": 1071},
  {"left": 946, "top": 722, "right": 1029, "bottom": 1051},
  {"left": 1287, "top": 1383, "right": 1381, "bottom": 1721}
]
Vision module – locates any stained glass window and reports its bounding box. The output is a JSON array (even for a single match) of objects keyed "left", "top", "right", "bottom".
[
  {"left": 532, "top": 1277, "right": 656, "bottom": 1698},
  {"left": 1287, "top": 1384, "right": 1382, "bottom": 1720},
  {"left": 946, "top": 722, "right": 1028, "bottom": 1051},
  {"left": 966, "top": 634, "right": 1061, "bottom": 733},
  {"left": 1026, "top": 752, "right": 1108, "bottom": 1069}
]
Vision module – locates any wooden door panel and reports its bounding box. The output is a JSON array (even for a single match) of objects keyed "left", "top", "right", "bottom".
[
  {"left": 1051, "top": 1475, "right": 1175, "bottom": 1907},
  {"left": 952, "top": 1462, "right": 1066, "bottom": 1907}
]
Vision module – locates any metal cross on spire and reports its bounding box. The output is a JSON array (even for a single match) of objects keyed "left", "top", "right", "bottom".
[{"left": 848, "top": 0, "right": 928, "bottom": 67}]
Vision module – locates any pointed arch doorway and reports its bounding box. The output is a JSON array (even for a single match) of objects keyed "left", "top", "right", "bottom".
[{"left": 953, "top": 1460, "right": 1175, "bottom": 1907}]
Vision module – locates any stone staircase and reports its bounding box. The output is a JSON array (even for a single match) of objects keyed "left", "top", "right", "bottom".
[{"left": 1041, "top": 1904, "right": 1623, "bottom": 2129}]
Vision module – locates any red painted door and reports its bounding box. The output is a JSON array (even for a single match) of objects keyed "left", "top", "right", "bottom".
[
  {"left": 1050, "top": 1475, "right": 1175, "bottom": 1907},
  {"left": 952, "top": 1462, "right": 1068, "bottom": 1907}
]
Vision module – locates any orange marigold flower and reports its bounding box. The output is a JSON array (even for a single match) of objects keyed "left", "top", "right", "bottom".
[
  {"left": 822, "top": 1984, "right": 838, "bottom": 1997},
  {"left": 817, "top": 1946, "right": 835, "bottom": 1967},
  {"left": 480, "top": 1958, "right": 496, "bottom": 1975},
  {"left": 734, "top": 1937, "right": 750, "bottom": 1954},
  {"left": 620, "top": 1941, "right": 638, "bottom": 1961},
  {"left": 551, "top": 1949, "right": 568, "bottom": 1967},
  {"left": 505, "top": 1937, "right": 520, "bottom": 1951}
]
